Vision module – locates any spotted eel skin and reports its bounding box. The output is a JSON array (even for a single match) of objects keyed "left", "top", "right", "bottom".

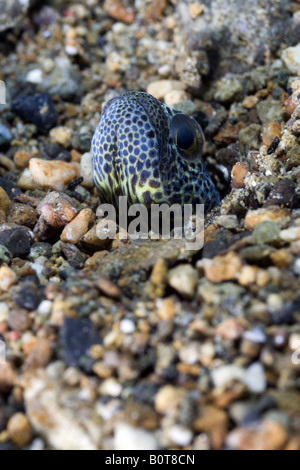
[{"left": 91, "top": 91, "right": 220, "bottom": 212}]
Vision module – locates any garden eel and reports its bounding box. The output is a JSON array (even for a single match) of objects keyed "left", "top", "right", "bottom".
[{"left": 91, "top": 91, "right": 220, "bottom": 212}]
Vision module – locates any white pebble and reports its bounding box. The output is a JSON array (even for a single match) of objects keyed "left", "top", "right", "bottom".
[
  {"left": 29, "top": 438, "right": 45, "bottom": 451},
  {"left": 0, "top": 302, "right": 9, "bottom": 322},
  {"left": 120, "top": 319, "right": 135, "bottom": 334},
  {"left": 281, "top": 44, "right": 300, "bottom": 75},
  {"left": 65, "top": 45, "right": 78, "bottom": 56},
  {"left": 243, "top": 363, "right": 266, "bottom": 393},
  {"left": 169, "top": 425, "right": 193, "bottom": 447},
  {"left": 99, "top": 378, "right": 122, "bottom": 397},
  {"left": 294, "top": 258, "right": 300, "bottom": 275},
  {"left": 26, "top": 69, "right": 43, "bottom": 84},
  {"left": 114, "top": 422, "right": 158, "bottom": 450},
  {"left": 80, "top": 152, "right": 93, "bottom": 188},
  {"left": 243, "top": 327, "right": 266, "bottom": 344},
  {"left": 211, "top": 365, "right": 245, "bottom": 388},
  {"left": 37, "top": 300, "right": 52, "bottom": 317}
]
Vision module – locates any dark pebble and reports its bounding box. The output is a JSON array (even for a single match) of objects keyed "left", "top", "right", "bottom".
[
  {"left": 239, "top": 244, "right": 276, "bottom": 265},
  {"left": 267, "top": 136, "right": 280, "bottom": 155},
  {"left": 67, "top": 177, "right": 83, "bottom": 190},
  {"left": 202, "top": 229, "right": 234, "bottom": 259},
  {"left": 242, "top": 395, "right": 277, "bottom": 425},
  {"left": 29, "top": 242, "right": 52, "bottom": 259},
  {"left": 12, "top": 93, "right": 58, "bottom": 133},
  {"left": 61, "top": 317, "right": 102, "bottom": 371},
  {"left": 291, "top": 194, "right": 300, "bottom": 209},
  {"left": 60, "top": 242, "right": 86, "bottom": 269},
  {"left": 64, "top": 190, "right": 84, "bottom": 202},
  {"left": 131, "top": 382, "right": 159, "bottom": 405},
  {"left": 43, "top": 143, "right": 71, "bottom": 162},
  {"left": 0, "top": 227, "right": 33, "bottom": 258},
  {"left": 271, "top": 298, "right": 300, "bottom": 325},
  {"left": 71, "top": 132, "right": 93, "bottom": 152},
  {"left": 0, "top": 442, "right": 18, "bottom": 451},
  {"left": 0, "top": 124, "right": 12, "bottom": 148},
  {"left": 15, "top": 280, "right": 44, "bottom": 310},
  {"left": 264, "top": 179, "right": 296, "bottom": 208},
  {"left": 0, "top": 177, "right": 21, "bottom": 198}
]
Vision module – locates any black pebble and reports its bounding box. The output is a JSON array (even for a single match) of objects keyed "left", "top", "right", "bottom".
[
  {"left": 15, "top": 280, "right": 44, "bottom": 310},
  {"left": 264, "top": 179, "right": 296, "bottom": 208},
  {"left": 43, "top": 143, "right": 71, "bottom": 161},
  {"left": 12, "top": 93, "right": 58, "bottom": 133},
  {"left": 60, "top": 242, "right": 86, "bottom": 269},
  {"left": 267, "top": 136, "right": 280, "bottom": 154},
  {"left": 61, "top": 317, "right": 102, "bottom": 371},
  {"left": 0, "top": 227, "right": 32, "bottom": 258},
  {"left": 0, "top": 177, "right": 21, "bottom": 198}
]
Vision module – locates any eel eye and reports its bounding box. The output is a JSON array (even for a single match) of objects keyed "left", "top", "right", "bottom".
[{"left": 171, "top": 113, "right": 204, "bottom": 160}]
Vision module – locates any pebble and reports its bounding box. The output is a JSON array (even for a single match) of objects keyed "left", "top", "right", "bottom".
[
  {"left": 211, "top": 365, "right": 245, "bottom": 388},
  {"left": 0, "top": 245, "right": 11, "bottom": 264},
  {"left": 37, "top": 300, "right": 52, "bottom": 317},
  {"left": 12, "top": 93, "right": 58, "bottom": 133},
  {"left": 120, "top": 319, "right": 135, "bottom": 334},
  {"left": 24, "top": 372, "right": 98, "bottom": 450},
  {"left": 8, "top": 308, "right": 31, "bottom": 332},
  {"left": 244, "top": 363, "right": 266, "bottom": 393},
  {"left": 0, "top": 124, "right": 13, "bottom": 148},
  {"left": 13, "top": 150, "right": 32, "bottom": 168},
  {"left": 0, "top": 266, "right": 17, "bottom": 292},
  {"left": 253, "top": 221, "right": 280, "bottom": 245},
  {"left": 280, "top": 226, "right": 300, "bottom": 242},
  {"left": 0, "top": 363, "right": 16, "bottom": 392},
  {"left": 168, "top": 264, "right": 198, "bottom": 299},
  {"left": 256, "top": 100, "right": 285, "bottom": 124},
  {"left": 50, "top": 127, "right": 72, "bottom": 148},
  {"left": 60, "top": 242, "right": 86, "bottom": 269},
  {"left": 265, "top": 179, "right": 296, "bottom": 208},
  {"left": 281, "top": 44, "right": 300, "bottom": 75},
  {"left": 215, "top": 215, "right": 239, "bottom": 229},
  {"left": 81, "top": 225, "right": 112, "bottom": 249},
  {"left": 164, "top": 90, "right": 190, "bottom": 107},
  {"left": 0, "top": 225, "right": 33, "bottom": 258},
  {"left": 155, "top": 385, "right": 187, "bottom": 415},
  {"left": 188, "top": 3, "right": 204, "bottom": 19},
  {"left": 29, "top": 158, "right": 80, "bottom": 191},
  {"left": 61, "top": 318, "right": 102, "bottom": 370},
  {"left": 245, "top": 208, "right": 291, "bottom": 230},
  {"left": 238, "top": 265, "right": 258, "bottom": 286},
  {"left": 0, "top": 187, "right": 11, "bottom": 215},
  {"left": 193, "top": 406, "right": 228, "bottom": 450},
  {"left": 216, "top": 318, "right": 245, "bottom": 341},
  {"left": 243, "top": 327, "right": 266, "bottom": 344},
  {"left": 95, "top": 278, "right": 121, "bottom": 299},
  {"left": 146, "top": 80, "right": 185, "bottom": 101},
  {"left": 214, "top": 75, "right": 242, "bottom": 103},
  {"left": 105, "top": 0, "right": 135, "bottom": 24},
  {"left": 114, "top": 422, "right": 158, "bottom": 451},
  {"left": 231, "top": 162, "right": 249, "bottom": 189},
  {"left": 61, "top": 209, "right": 95, "bottom": 244},
  {"left": 169, "top": 425, "right": 193, "bottom": 447},
  {"left": 8, "top": 203, "right": 37, "bottom": 229},
  {"left": 80, "top": 152, "right": 93, "bottom": 188},
  {"left": 226, "top": 418, "right": 288, "bottom": 450},
  {"left": 25, "top": 69, "right": 43, "bottom": 84},
  {"left": 17, "top": 169, "right": 38, "bottom": 191},
  {"left": 261, "top": 121, "right": 281, "bottom": 147},
  {"left": 203, "top": 252, "right": 242, "bottom": 283},
  {"left": 7, "top": 413, "right": 32, "bottom": 448}
]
